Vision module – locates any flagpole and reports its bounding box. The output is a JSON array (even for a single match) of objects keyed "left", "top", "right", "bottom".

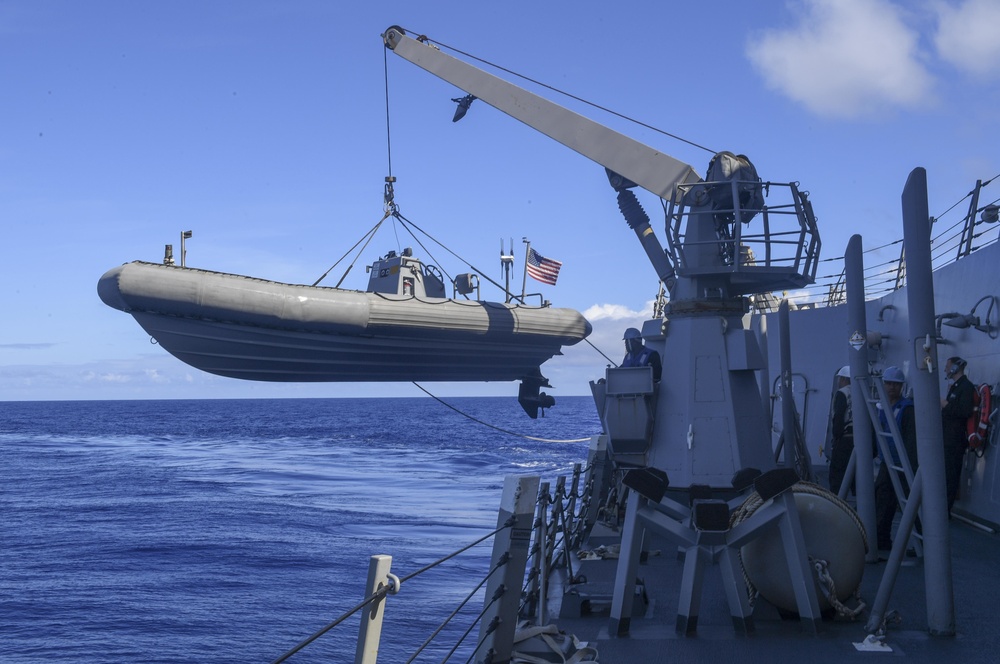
[{"left": 521, "top": 238, "right": 530, "bottom": 302}]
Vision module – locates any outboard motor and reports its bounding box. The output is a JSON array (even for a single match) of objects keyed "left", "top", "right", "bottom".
[{"left": 518, "top": 372, "right": 555, "bottom": 419}]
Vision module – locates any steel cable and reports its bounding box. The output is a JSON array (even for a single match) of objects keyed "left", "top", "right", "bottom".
[
  {"left": 412, "top": 382, "right": 595, "bottom": 443},
  {"left": 405, "top": 555, "right": 508, "bottom": 664}
]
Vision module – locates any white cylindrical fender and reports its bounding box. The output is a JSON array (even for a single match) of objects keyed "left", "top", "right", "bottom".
[{"left": 738, "top": 484, "right": 867, "bottom": 613}]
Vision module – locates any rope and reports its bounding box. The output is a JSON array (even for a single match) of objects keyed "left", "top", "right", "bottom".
[
  {"left": 270, "top": 587, "right": 389, "bottom": 663},
  {"left": 405, "top": 555, "right": 507, "bottom": 664},
  {"left": 412, "top": 382, "right": 593, "bottom": 443},
  {"left": 312, "top": 208, "right": 618, "bottom": 373},
  {"left": 311, "top": 212, "right": 390, "bottom": 287},
  {"left": 812, "top": 557, "right": 866, "bottom": 619},
  {"left": 459, "top": 591, "right": 506, "bottom": 664},
  {"left": 728, "top": 481, "right": 869, "bottom": 614},
  {"left": 272, "top": 522, "right": 508, "bottom": 662},
  {"left": 392, "top": 212, "right": 455, "bottom": 285},
  {"left": 400, "top": 520, "right": 512, "bottom": 584},
  {"left": 584, "top": 338, "right": 617, "bottom": 366},
  {"left": 384, "top": 46, "right": 393, "bottom": 179},
  {"left": 393, "top": 211, "right": 523, "bottom": 302}
]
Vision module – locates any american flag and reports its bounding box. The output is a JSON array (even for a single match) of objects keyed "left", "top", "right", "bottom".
[{"left": 526, "top": 248, "right": 562, "bottom": 285}]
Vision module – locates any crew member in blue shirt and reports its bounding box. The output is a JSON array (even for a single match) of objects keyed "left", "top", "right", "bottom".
[
  {"left": 622, "top": 328, "right": 662, "bottom": 381},
  {"left": 874, "top": 366, "right": 917, "bottom": 552}
]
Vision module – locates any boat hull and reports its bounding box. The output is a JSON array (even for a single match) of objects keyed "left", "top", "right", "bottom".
[{"left": 98, "top": 262, "right": 592, "bottom": 382}]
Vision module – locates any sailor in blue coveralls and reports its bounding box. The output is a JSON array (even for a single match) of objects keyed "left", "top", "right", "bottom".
[
  {"left": 621, "top": 328, "right": 662, "bottom": 382},
  {"left": 874, "top": 365, "right": 918, "bottom": 552}
]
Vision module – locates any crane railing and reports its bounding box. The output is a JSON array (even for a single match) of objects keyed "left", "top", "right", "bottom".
[{"left": 665, "top": 180, "right": 821, "bottom": 295}]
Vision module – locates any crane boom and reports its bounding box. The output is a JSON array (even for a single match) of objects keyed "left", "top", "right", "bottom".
[{"left": 383, "top": 27, "right": 702, "bottom": 199}]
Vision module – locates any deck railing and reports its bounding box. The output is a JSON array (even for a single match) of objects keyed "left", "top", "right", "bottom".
[
  {"left": 747, "top": 176, "right": 999, "bottom": 312},
  {"left": 269, "top": 465, "right": 597, "bottom": 664}
]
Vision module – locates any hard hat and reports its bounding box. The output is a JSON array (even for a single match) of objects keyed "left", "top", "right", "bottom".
[
  {"left": 882, "top": 366, "right": 905, "bottom": 384},
  {"left": 837, "top": 365, "right": 851, "bottom": 379},
  {"left": 623, "top": 328, "right": 642, "bottom": 340}
]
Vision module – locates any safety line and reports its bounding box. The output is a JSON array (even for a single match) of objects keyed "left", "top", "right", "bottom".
[{"left": 412, "top": 382, "right": 593, "bottom": 443}]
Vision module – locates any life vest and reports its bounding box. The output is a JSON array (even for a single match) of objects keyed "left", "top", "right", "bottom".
[
  {"left": 623, "top": 347, "right": 655, "bottom": 369},
  {"left": 878, "top": 397, "right": 913, "bottom": 465},
  {"left": 968, "top": 383, "right": 993, "bottom": 453}
]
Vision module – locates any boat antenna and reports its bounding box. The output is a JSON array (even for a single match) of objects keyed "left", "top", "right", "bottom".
[{"left": 501, "top": 238, "right": 514, "bottom": 303}]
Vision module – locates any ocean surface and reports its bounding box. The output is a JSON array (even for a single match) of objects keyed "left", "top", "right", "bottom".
[{"left": 1, "top": 396, "right": 600, "bottom": 663}]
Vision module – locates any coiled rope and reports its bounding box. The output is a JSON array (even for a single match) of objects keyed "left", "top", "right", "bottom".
[
  {"left": 412, "top": 382, "right": 593, "bottom": 443},
  {"left": 729, "top": 481, "right": 868, "bottom": 619}
]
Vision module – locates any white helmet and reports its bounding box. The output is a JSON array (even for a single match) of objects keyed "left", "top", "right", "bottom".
[{"left": 883, "top": 366, "right": 905, "bottom": 384}]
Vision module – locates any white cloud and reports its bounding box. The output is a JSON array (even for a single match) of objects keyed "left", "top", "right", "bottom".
[
  {"left": 553, "top": 302, "right": 657, "bottom": 375},
  {"left": 99, "top": 373, "right": 132, "bottom": 383},
  {"left": 747, "top": 0, "right": 934, "bottom": 118},
  {"left": 144, "top": 368, "right": 168, "bottom": 383},
  {"left": 582, "top": 302, "right": 652, "bottom": 321},
  {"left": 934, "top": 0, "right": 1000, "bottom": 78}
]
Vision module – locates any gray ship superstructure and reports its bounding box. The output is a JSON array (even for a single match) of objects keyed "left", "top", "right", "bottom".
[{"left": 380, "top": 25, "right": 1000, "bottom": 661}]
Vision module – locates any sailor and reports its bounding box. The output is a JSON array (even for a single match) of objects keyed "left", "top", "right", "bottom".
[
  {"left": 828, "top": 365, "right": 854, "bottom": 495},
  {"left": 941, "top": 356, "right": 976, "bottom": 513},
  {"left": 874, "top": 366, "right": 918, "bottom": 552},
  {"left": 621, "top": 328, "right": 662, "bottom": 381}
]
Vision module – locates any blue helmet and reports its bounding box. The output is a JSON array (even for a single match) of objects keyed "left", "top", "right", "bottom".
[
  {"left": 623, "top": 328, "right": 642, "bottom": 340},
  {"left": 882, "top": 366, "right": 905, "bottom": 384}
]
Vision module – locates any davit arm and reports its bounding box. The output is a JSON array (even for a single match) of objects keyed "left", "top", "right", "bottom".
[{"left": 382, "top": 26, "right": 698, "bottom": 288}]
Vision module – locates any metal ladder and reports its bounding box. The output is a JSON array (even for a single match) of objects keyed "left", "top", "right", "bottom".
[{"left": 856, "top": 374, "right": 923, "bottom": 557}]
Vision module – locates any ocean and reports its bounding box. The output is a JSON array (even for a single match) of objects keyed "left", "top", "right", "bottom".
[{"left": 1, "top": 396, "right": 599, "bottom": 663}]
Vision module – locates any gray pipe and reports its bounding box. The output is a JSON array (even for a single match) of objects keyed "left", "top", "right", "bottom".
[
  {"left": 845, "top": 234, "right": 878, "bottom": 562},
  {"left": 778, "top": 300, "right": 797, "bottom": 471},
  {"left": 900, "top": 168, "right": 955, "bottom": 636}
]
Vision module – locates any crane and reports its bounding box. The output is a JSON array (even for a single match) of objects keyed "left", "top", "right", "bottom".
[
  {"left": 383, "top": 22, "right": 821, "bottom": 482},
  {"left": 383, "top": 27, "right": 818, "bottom": 303},
  {"left": 384, "top": 25, "right": 834, "bottom": 634}
]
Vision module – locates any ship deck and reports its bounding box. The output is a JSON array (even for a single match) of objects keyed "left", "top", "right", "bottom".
[{"left": 547, "top": 503, "right": 999, "bottom": 663}]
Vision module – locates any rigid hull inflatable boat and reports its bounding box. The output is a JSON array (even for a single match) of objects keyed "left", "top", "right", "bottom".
[{"left": 98, "top": 252, "right": 591, "bottom": 384}]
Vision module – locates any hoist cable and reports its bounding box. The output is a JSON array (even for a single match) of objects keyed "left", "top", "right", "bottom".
[
  {"left": 405, "top": 29, "right": 717, "bottom": 157},
  {"left": 312, "top": 213, "right": 390, "bottom": 287},
  {"left": 412, "top": 382, "right": 593, "bottom": 443}
]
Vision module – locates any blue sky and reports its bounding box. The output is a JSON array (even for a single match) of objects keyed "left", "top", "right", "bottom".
[{"left": 2, "top": 0, "right": 999, "bottom": 401}]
